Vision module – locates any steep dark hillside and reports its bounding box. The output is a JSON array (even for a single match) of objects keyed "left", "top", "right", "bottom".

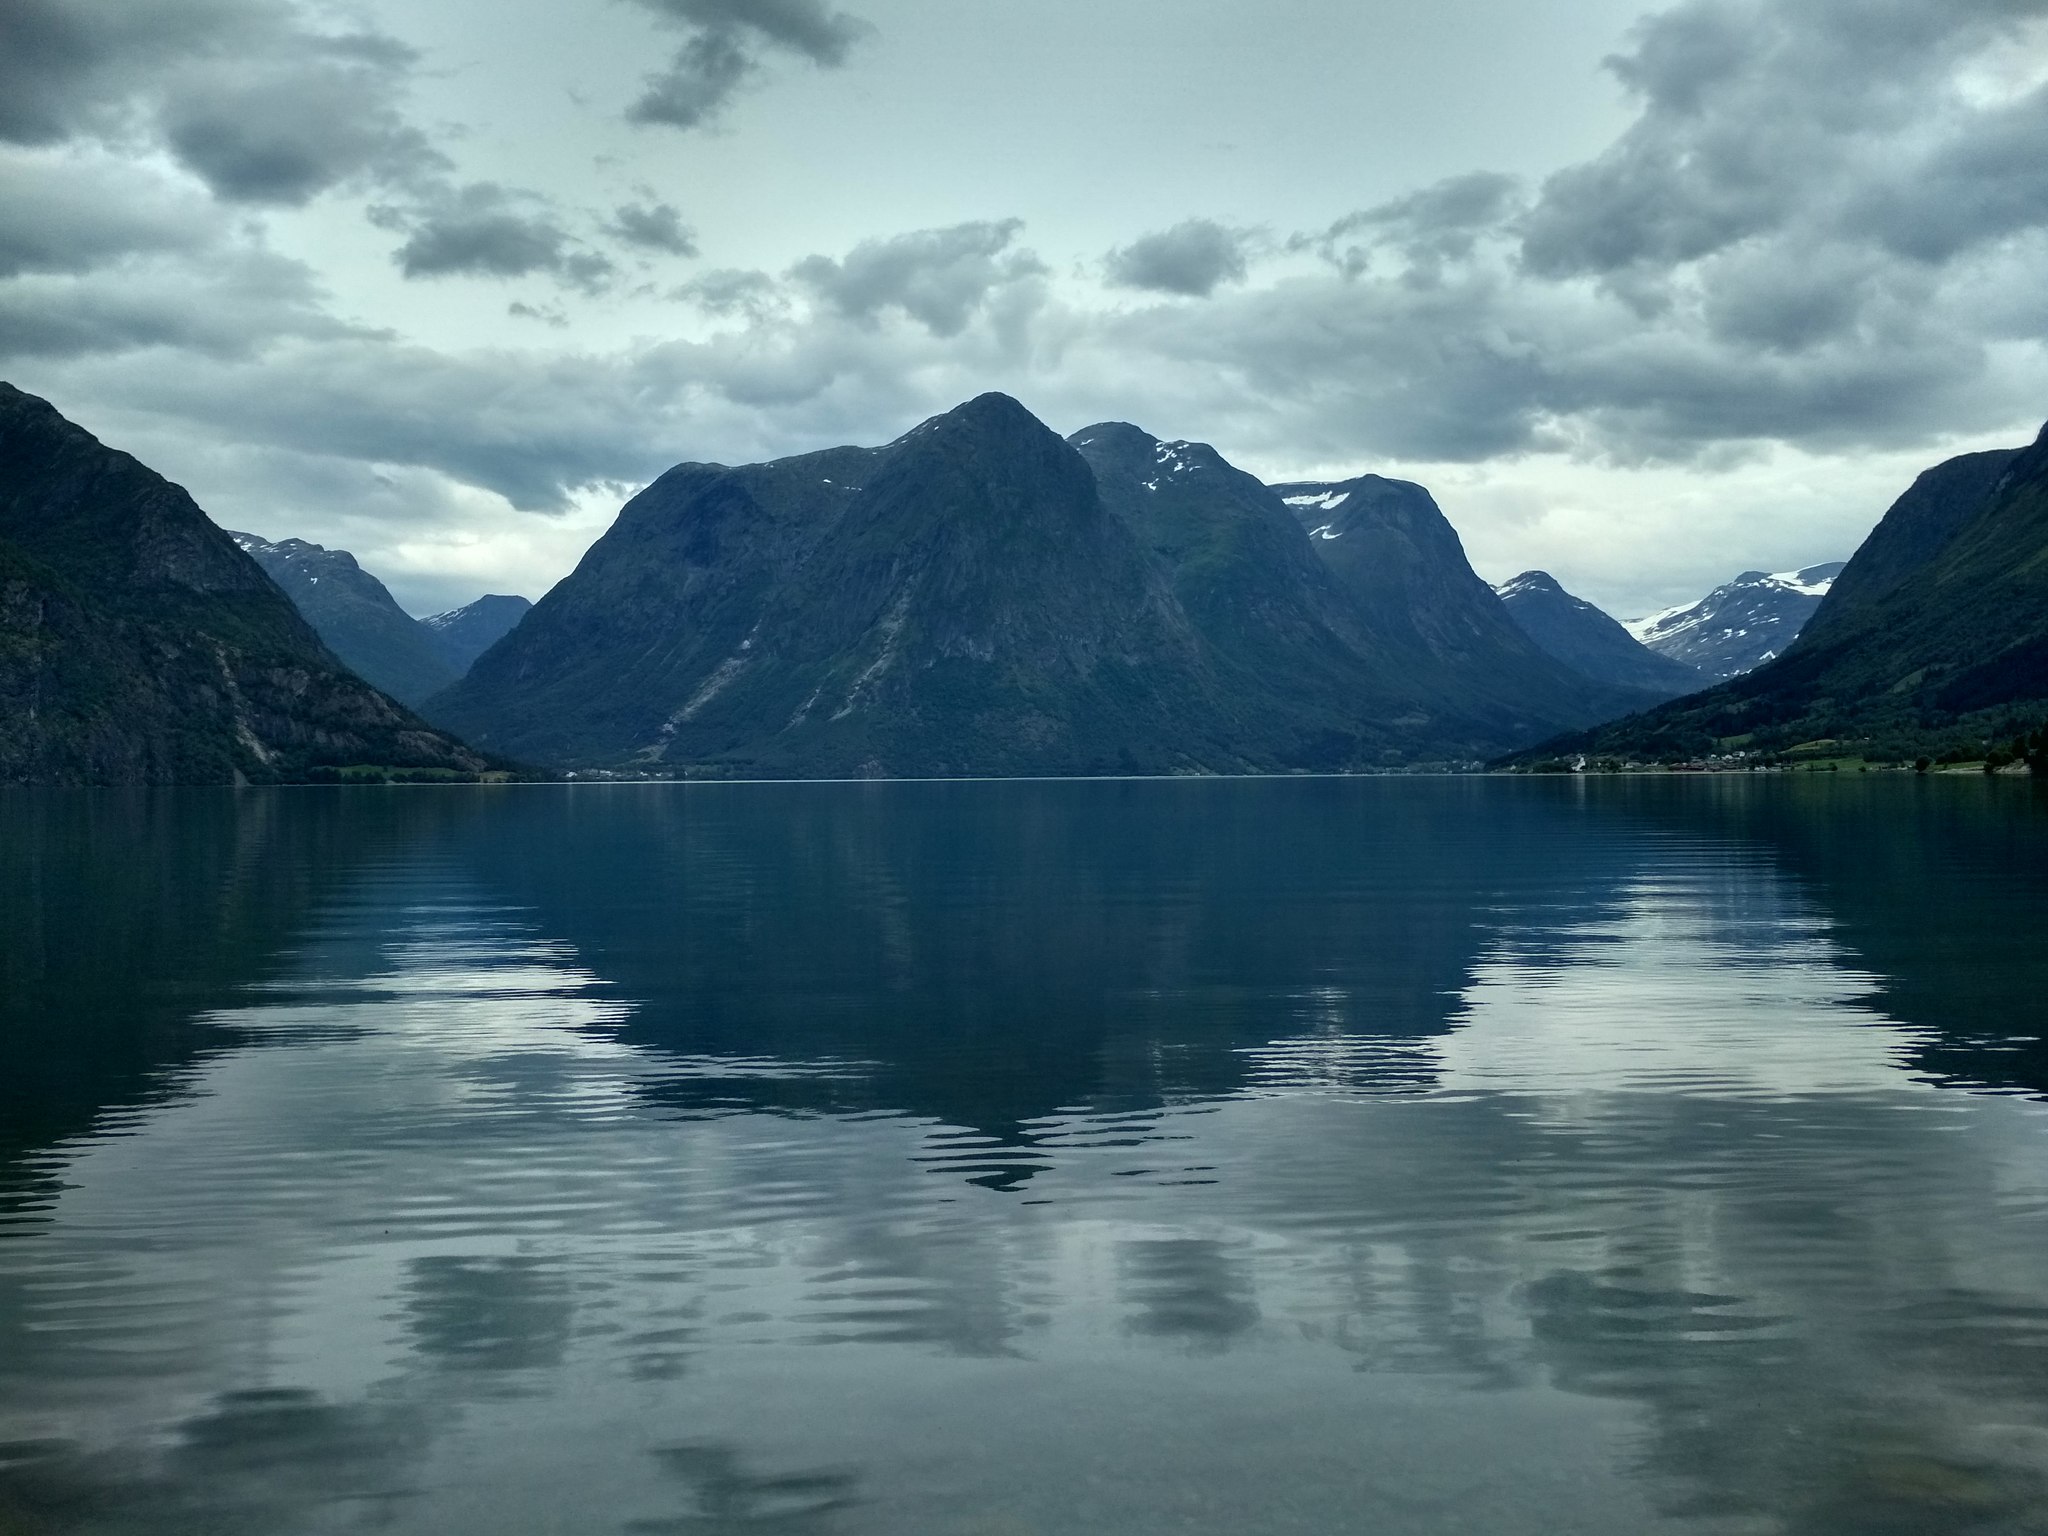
[
  {"left": 1524, "top": 427, "right": 2048, "bottom": 764},
  {"left": 1795, "top": 449, "right": 2017, "bottom": 645},
  {"left": 0, "top": 383, "right": 490, "bottom": 784},
  {"left": 1496, "top": 571, "right": 1704, "bottom": 697},
  {"left": 424, "top": 594, "right": 532, "bottom": 673},
  {"left": 1268, "top": 474, "right": 1663, "bottom": 730},
  {"left": 1071, "top": 423, "right": 1416, "bottom": 720},
  {"left": 229, "top": 531, "right": 458, "bottom": 706},
  {"left": 432, "top": 395, "right": 1216, "bottom": 774},
  {"left": 431, "top": 396, "right": 1655, "bottom": 775},
  {"left": 1273, "top": 475, "right": 1515, "bottom": 665}
]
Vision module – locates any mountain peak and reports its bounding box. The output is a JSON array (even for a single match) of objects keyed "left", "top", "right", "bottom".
[
  {"left": 1549, "top": 425, "right": 2048, "bottom": 762},
  {"left": 903, "top": 391, "right": 1048, "bottom": 440},
  {"left": 1496, "top": 571, "right": 1563, "bottom": 598},
  {"left": 0, "top": 387, "right": 488, "bottom": 782},
  {"left": 434, "top": 399, "right": 1657, "bottom": 774},
  {"left": 1496, "top": 568, "right": 1704, "bottom": 698},
  {"left": 1068, "top": 423, "right": 1241, "bottom": 491},
  {"left": 1624, "top": 560, "right": 1847, "bottom": 681},
  {"left": 0, "top": 379, "right": 53, "bottom": 419},
  {"left": 1068, "top": 421, "right": 1156, "bottom": 454}
]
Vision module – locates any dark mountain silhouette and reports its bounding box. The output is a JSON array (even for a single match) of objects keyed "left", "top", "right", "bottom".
[
  {"left": 1495, "top": 570, "right": 1705, "bottom": 697},
  {"left": 0, "top": 383, "right": 490, "bottom": 784},
  {"left": 1521, "top": 425, "right": 2048, "bottom": 763},
  {"left": 1793, "top": 449, "right": 2018, "bottom": 644},
  {"left": 1268, "top": 473, "right": 1659, "bottom": 724},
  {"left": 428, "top": 395, "right": 1656, "bottom": 773},
  {"left": 423, "top": 594, "right": 533, "bottom": 673},
  {"left": 229, "top": 531, "right": 460, "bottom": 706}
]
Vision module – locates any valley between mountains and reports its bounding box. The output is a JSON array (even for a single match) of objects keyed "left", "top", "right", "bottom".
[{"left": 3, "top": 379, "right": 2042, "bottom": 783}]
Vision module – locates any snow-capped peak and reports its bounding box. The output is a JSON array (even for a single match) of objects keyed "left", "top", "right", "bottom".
[
  {"left": 1621, "top": 602, "right": 1692, "bottom": 645},
  {"left": 1493, "top": 571, "right": 1558, "bottom": 600},
  {"left": 1623, "top": 559, "right": 1846, "bottom": 680},
  {"left": 1763, "top": 565, "right": 1839, "bottom": 598},
  {"left": 1282, "top": 490, "right": 1350, "bottom": 512}
]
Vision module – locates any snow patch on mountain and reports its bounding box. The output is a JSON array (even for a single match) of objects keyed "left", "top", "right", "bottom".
[
  {"left": 1624, "top": 562, "right": 1846, "bottom": 681},
  {"left": 1283, "top": 491, "right": 1351, "bottom": 512}
]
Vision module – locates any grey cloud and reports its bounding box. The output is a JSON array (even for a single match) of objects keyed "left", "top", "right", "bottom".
[
  {"left": 7, "top": 207, "right": 1057, "bottom": 528},
  {"left": 1099, "top": 209, "right": 2033, "bottom": 468},
  {"left": 0, "top": 0, "right": 236, "bottom": 146},
  {"left": 1519, "top": 0, "right": 2048, "bottom": 280},
  {"left": 157, "top": 41, "right": 441, "bottom": 205},
  {"left": 1601, "top": 0, "right": 1754, "bottom": 115},
  {"left": 372, "top": 184, "right": 616, "bottom": 294},
  {"left": 637, "top": 0, "right": 871, "bottom": 60},
  {"left": 0, "top": 1, "right": 438, "bottom": 205},
  {"left": 622, "top": 0, "right": 872, "bottom": 130},
  {"left": 1699, "top": 241, "right": 1904, "bottom": 353},
  {"left": 0, "top": 250, "right": 358, "bottom": 362},
  {"left": 0, "top": 152, "right": 218, "bottom": 276},
  {"left": 628, "top": 30, "right": 753, "bottom": 130},
  {"left": 1117, "top": 271, "right": 1558, "bottom": 463},
  {"left": 72, "top": 340, "right": 678, "bottom": 510},
  {"left": 0, "top": 0, "right": 93, "bottom": 144},
  {"left": 1131, "top": 0, "right": 2048, "bottom": 462},
  {"left": 788, "top": 220, "right": 1046, "bottom": 336},
  {"left": 674, "top": 268, "right": 787, "bottom": 320},
  {"left": 1104, "top": 219, "right": 1254, "bottom": 298},
  {"left": 1304, "top": 174, "right": 1522, "bottom": 280},
  {"left": 509, "top": 301, "right": 569, "bottom": 328},
  {"left": 1851, "top": 82, "right": 2048, "bottom": 263},
  {"left": 12, "top": 0, "right": 2048, "bottom": 575},
  {"left": 607, "top": 200, "right": 700, "bottom": 257}
]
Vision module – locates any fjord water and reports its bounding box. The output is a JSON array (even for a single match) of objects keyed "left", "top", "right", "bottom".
[{"left": 3, "top": 780, "right": 2047, "bottom": 1535}]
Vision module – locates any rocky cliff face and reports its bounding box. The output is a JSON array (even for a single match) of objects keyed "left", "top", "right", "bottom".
[{"left": 0, "top": 382, "right": 491, "bottom": 784}]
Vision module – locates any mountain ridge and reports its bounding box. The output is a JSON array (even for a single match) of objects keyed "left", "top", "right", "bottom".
[
  {"left": 1495, "top": 570, "right": 1705, "bottom": 696},
  {"left": 1625, "top": 563, "right": 1846, "bottom": 681},
  {"left": 429, "top": 394, "right": 1660, "bottom": 774},
  {"left": 0, "top": 382, "right": 493, "bottom": 785},
  {"left": 228, "top": 531, "right": 460, "bottom": 706},
  {"left": 1516, "top": 427, "right": 2048, "bottom": 764},
  {"left": 423, "top": 594, "right": 533, "bottom": 673}
]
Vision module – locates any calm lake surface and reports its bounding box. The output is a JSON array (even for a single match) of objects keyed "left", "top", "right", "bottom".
[{"left": 3, "top": 777, "right": 2047, "bottom": 1535}]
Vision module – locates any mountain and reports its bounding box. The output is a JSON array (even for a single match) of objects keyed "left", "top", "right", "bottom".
[
  {"left": 1494, "top": 571, "right": 1705, "bottom": 696},
  {"left": 228, "top": 531, "right": 459, "bottom": 706},
  {"left": 1624, "top": 563, "right": 1846, "bottom": 681},
  {"left": 0, "top": 383, "right": 491, "bottom": 785},
  {"left": 1792, "top": 449, "right": 2018, "bottom": 643},
  {"left": 1265, "top": 474, "right": 1664, "bottom": 725},
  {"left": 428, "top": 395, "right": 1657, "bottom": 775},
  {"left": 1520, "top": 427, "right": 2048, "bottom": 765},
  {"left": 423, "top": 594, "right": 532, "bottom": 673}
]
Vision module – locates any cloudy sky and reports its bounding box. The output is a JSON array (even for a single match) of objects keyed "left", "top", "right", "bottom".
[{"left": 5, "top": 0, "right": 2047, "bottom": 618}]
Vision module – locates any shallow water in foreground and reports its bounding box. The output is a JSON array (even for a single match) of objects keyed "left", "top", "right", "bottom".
[{"left": 2, "top": 776, "right": 2047, "bottom": 1535}]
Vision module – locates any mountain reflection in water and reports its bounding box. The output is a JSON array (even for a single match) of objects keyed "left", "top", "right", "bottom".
[{"left": 0, "top": 777, "right": 2045, "bottom": 1536}]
